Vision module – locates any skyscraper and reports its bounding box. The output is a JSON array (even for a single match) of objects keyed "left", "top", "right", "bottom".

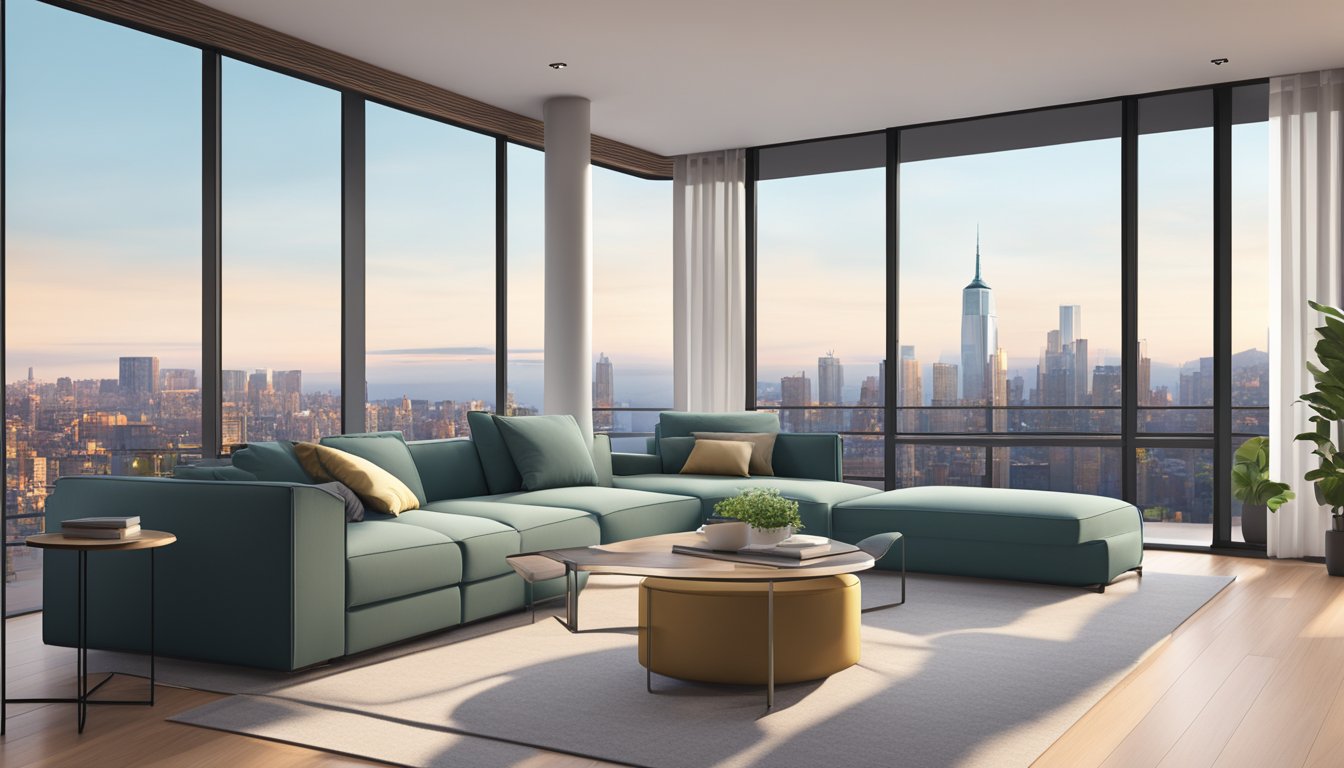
[
  {"left": 594, "top": 353, "right": 614, "bottom": 430},
  {"left": 960, "top": 233, "right": 997, "bottom": 404},
  {"left": 221, "top": 370, "right": 247, "bottom": 402},
  {"left": 118, "top": 356, "right": 159, "bottom": 396},
  {"left": 932, "top": 362, "right": 959, "bottom": 433},
  {"left": 1059, "top": 305, "right": 1081, "bottom": 349},
  {"left": 818, "top": 352, "right": 844, "bottom": 432},
  {"left": 780, "top": 372, "right": 812, "bottom": 432}
]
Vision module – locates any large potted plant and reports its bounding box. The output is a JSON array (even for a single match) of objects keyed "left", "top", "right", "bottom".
[
  {"left": 1231, "top": 436, "right": 1294, "bottom": 546},
  {"left": 1293, "top": 300, "right": 1344, "bottom": 576},
  {"left": 714, "top": 488, "right": 804, "bottom": 546}
]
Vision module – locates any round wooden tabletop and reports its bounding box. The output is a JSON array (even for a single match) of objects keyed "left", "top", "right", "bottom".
[{"left": 26, "top": 530, "right": 177, "bottom": 552}]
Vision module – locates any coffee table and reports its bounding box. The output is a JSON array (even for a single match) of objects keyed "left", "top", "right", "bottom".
[{"left": 507, "top": 531, "right": 902, "bottom": 708}]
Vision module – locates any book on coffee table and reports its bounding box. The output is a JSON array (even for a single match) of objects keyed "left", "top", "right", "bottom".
[
  {"left": 62, "top": 516, "right": 143, "bottom": 539},
  {"left": 673, "top": 539, "right": 859, "bottom": 563}
]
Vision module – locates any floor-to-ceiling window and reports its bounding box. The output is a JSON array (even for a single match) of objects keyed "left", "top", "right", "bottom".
[
  {"left": 592, "top": 166, "right": 673, "bottom": 451},
  {"left": 506, "top": 144, "right": 545, "bottom": 416},
  {"left": 898, "top": 104, "right": 1123, "bottom": 496},
  {"left": 755, "top": 135, "right": 887, "bottom": 485},
  {"left": 750, "top": 82, "right": 1270, "bottom": 550},
  {"left": 4, "top": 0, "right": 202, "bottom": 613},
  {"left": 364, "top": 103, "right": 496, "bottom": 437},
  {"left": 220, "top": 58, "right": 341, "bottom": 449}
]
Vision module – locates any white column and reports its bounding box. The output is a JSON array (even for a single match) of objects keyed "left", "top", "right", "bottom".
[{"left": 543, "top": 96, "right": 593, "bottom": 440}]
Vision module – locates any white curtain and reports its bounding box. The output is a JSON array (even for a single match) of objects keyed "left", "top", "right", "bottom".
[
  {"left": 673, "top": 149, "right": 747, "bottom": 412},
  {"left": 1268, "top": 69, "right": 1344, "bottom": 558}
]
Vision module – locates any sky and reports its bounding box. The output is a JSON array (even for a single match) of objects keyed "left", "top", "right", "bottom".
[{"left": 3, "top": 0, "right": 1269, "bottom": 408}]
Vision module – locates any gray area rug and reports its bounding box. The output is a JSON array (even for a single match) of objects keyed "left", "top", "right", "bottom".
[{"left": 165, "top": 570, "right": 1232, "bottom": 768}]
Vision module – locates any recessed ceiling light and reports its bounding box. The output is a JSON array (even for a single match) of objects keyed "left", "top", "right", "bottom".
[
  {"left": 549, "top": 62, "right": 568, "bottom": 70},
  {"left": 1211, "top": 57, "right": 1229, "bottom": 66}
]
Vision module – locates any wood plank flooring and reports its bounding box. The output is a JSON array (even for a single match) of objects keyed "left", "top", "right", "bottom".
[{"left": 2, "top": 551, "right": 1339, "bottom": 768}]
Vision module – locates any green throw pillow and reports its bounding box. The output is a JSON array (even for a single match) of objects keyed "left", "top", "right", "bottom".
[
  {"left": 492, "top": 414, "right": 599, "bottom": 491},
  {"left": 230, "top": 441, "right": 311, "bottom": 483},
  {"left": 658, "top": 436, "right": 697, "bottom": 474},
  {"left": 320, "top": 432, "right": 428, "bottom": 505}
]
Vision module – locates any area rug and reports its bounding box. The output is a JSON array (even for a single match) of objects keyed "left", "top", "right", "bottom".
[{"left": 170, "top": 570, "right": 1232, "bottom": 768}]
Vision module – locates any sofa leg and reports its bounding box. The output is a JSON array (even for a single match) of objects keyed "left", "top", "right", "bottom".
[{"left": 1092, "top": 584, "right": 1106, "bottom": 594}]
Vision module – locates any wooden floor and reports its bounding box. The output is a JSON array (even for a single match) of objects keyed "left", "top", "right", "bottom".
[{"left": 2, "top": 551, "right": 1341, "bottom": 768}]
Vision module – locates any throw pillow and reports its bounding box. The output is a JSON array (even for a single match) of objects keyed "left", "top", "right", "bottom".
[
  {"left": 657, "top": 436, "right": 697, "bottom": 474},
  {"left": 230, "top": 440, "right": 311, "bottom": 483},
  {"left": 293, "top": 442, "right": 420, "bottom": 515},
  {"left": 492, "top": 414, "right": 600, "bottom": 491},
  {"left": 319, "top": 432, "right": 428, "bottom": 505},
  {"left": 692, "top": 431, "right": 777, "bottom": 476},
  {"left": 680, "top": 439, "right": 752, "bottom": 477},
  {"left": 312, "top": 481, "right": 366, "bottom": 522}
]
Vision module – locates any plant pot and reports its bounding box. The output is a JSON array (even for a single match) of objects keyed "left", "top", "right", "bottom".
[
  {"left": 703, "top": 521, "right": 749, "bottom": 551},
  {"left": 1240, "top": 502, "right": 1267, "bottom": 546},
  {"left": 747, "top": 525, "right": 793, "bottom": 547},
  {"left": 1327, "top": 529, "right": 1344, "bottom": 577}
]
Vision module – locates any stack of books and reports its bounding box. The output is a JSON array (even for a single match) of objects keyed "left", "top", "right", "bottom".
[{"left": 61, "top": 516, "right": 141, "bottom": 540}]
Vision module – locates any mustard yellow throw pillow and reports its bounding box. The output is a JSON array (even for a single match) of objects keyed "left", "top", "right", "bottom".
[
  {"left": 680, "top": 439, "right": 752, "bottom": 477},
  {"left": 692, "top": 431, "right": 777, "bottom": 476},
  {"left": 294, "top": 442, "right": 420, "bottom": 515}
]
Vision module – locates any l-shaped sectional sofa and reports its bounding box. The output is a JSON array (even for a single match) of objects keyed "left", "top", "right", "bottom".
[{"left": 41, "top": 411, "right": 1143, "bottom": 671}]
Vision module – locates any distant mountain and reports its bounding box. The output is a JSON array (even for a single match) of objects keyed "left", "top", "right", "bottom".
[{"left": 1232, "top": 348, "right": 1268, "bottom": 369}]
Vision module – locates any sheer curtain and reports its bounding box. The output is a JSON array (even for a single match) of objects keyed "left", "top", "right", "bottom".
[
  {"left": 673, "top": 149, "right": 747, "bottom": 412},
  {"left": 1268, "top": 69, "right": 1344, "bottom": 558}
]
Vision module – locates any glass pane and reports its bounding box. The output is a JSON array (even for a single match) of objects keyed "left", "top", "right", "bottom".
[
  {"left": 899, "top": 103, "right": 1122, "bottom": 439},
  {"left": 992, "top": 446, "right": 1122, "bottom": 496},
  {"left": 1137, "top": 447, "right": 1213, "bottom": 546},
  {"left": 506, "top": 143, "right": 544, "bottom": 416},
  {"left": 893, "top": 444, "right": 988, "bottom": 488},
  {"left": 365, "top": 103, "right": 496, "bottom": 438},
  {"left": 756, "top": 154, "right": 886, "bottom": 482},
  {"left": 592, "top": 166, "right": 673, "bottom": 437},
  {"left": 1138, "top": 91, "right": 1213, "bottom": 433},
  {"left": 221, "top": 59, "right": 341, "bottom": 447},
  {"left": 4, "top": 0, "right": 201, "bottom": 614}
]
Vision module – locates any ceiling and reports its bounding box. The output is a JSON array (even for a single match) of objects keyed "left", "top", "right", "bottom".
[{"left": 199, "top": 0, "right": 1344, "bottom": 157}]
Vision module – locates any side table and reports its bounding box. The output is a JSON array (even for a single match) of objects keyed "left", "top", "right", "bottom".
[{"left": 3, "top": 530, "right": 176, "bottom": 734}]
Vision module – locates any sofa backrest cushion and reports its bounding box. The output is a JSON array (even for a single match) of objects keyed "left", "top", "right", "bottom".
[
  {"left": 659, "top": 436, "right": 697, "bottom": 474},
  {"left": 319, "top": 432, "right": 428, "bottom": 506},
  {"left": 407, "top": 438, "right": 491, "bottom": 501},
  {"left": 658, "top": 411, "right": 780, "bottom": 438},
  {"left": 467, "top": 410, "right": 525, "bottom": 494},
  {"left": 772, "top": 433, "right": 843, "bottom": 482},
  {"left": 494, "top": 414, "right": 599, "bottom": 491},
  {"left": 230, "top": 441, "right": 311, "bottom": 483},
  {"left": 592, "top": 434, "right": 614, "bottom": 488},
  {"left": 173, "top": 464, "right": 258, "bottom": 481}
]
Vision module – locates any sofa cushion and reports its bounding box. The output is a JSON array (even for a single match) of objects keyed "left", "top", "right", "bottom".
[
  {"left": 612, "top": 475, "right": 880, "bottom": 536},
  {"left": 407, "top": 438, "right": 491, "bottom": 501},
  {"left": 680, "top": 439, "right": 752, "bottom": 477},
  {"left": 387, "top": 509, "right": 520, "bottom": 582},
  {"left": 494, "top": 414, "right": 599, "bottom": 491},
  {"left": 172, "top": 464, "right": 258, "bottom": 481},
  {"left": 230, "top": 441, "right": 311, "bottom": 483},
  {"left": 314, "top": 481, "right": 366, "bottom": 522},
  {"left": 658, "top": 436, "right": 697, "bottom": 474},
  {"left": 320, "top": 432, "right": 428, "bottom": 505},
  {"left": 831, "top": 486, "right": 1141, "bottom": 547},
  {"left": 422, "top": 499, "right": 599, "bottom": 553},
  {"left": 296, "top": 442, "right": 420, "bottom": 515},
  {"left": 345, "top": 521, "right": 461, "bottom": 608},
  {"left": 483, "top": 486, "right": 702, "bottom": 544},
  {"left": 467, "top": 411, "right": 524, "bottom": 494},
  {"left": 694, "top": 431, "right": 777, "bottom": 476},
  {"left": 658, "top": 411, "right": 780, "bottom": 438}
]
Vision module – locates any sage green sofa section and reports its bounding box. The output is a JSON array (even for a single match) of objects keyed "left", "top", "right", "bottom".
[
  {"left": 344, "top": 521, "right": 463, "bottom": 608},
  {"left": 43, "top": 476, "right": 346, "bottom": 671},
  {"left": 346, "top": 585, "right": 461, "bottom": 656},
  {"left": 612, "top": 474, "right": 879, "bottom": 536},
  {"left": 481, "top": 486, "right": 702, "bottom": 543},
  {"left": 831, "top": 486, "right": 1144, "bottom": 587},
  {"left": 406, "top": 438, "right": 491, "bottom": 501},
  {"left": 657, "top": 411, "right": 781, "bottom": 437}
]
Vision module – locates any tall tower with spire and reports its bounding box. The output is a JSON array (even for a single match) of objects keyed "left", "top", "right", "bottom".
[{"left": 960, "top": 229, "right": 998, "bottom": 404}]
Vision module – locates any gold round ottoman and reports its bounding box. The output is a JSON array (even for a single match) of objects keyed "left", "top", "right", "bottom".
[{"left": 637, "top": 574, "right": 861, "bottom": 685}]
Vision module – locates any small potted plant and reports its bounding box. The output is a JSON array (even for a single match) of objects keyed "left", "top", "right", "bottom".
[
  {"left": 1294, "top": 300, "right": 1344, "bottom": 576},
  {"left": 1231, "top": 436, "right": 1294, "bottom": 546},
  {"left": 714, "top": 488, "right": 804, "bottom": 547}
]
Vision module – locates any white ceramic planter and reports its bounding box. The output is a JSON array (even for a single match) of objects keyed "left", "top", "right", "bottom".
[
  {"left": 703, "top": 521, "right": 749, "bottom": 550},
  {"left": 747, "top": 525, "right": 793, "bottom": 547}
]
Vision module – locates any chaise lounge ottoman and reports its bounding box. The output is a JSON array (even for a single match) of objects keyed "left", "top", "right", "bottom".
[{"left": 831, "top": 486, "right": 1143, "bottom": 591}]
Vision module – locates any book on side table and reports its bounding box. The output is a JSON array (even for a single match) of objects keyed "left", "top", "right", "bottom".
[{"left": 61, "top": 516, "right": 142, "bottom": 540}]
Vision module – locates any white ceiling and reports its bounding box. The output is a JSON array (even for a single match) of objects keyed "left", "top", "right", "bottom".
[{"left": 200, "top": 0, "right": 1344, "bottom": 157}]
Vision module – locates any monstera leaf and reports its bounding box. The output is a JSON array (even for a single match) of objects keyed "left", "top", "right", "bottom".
[{"left": 1295, "top": 302, "right": 1344, "bottom": 517}]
